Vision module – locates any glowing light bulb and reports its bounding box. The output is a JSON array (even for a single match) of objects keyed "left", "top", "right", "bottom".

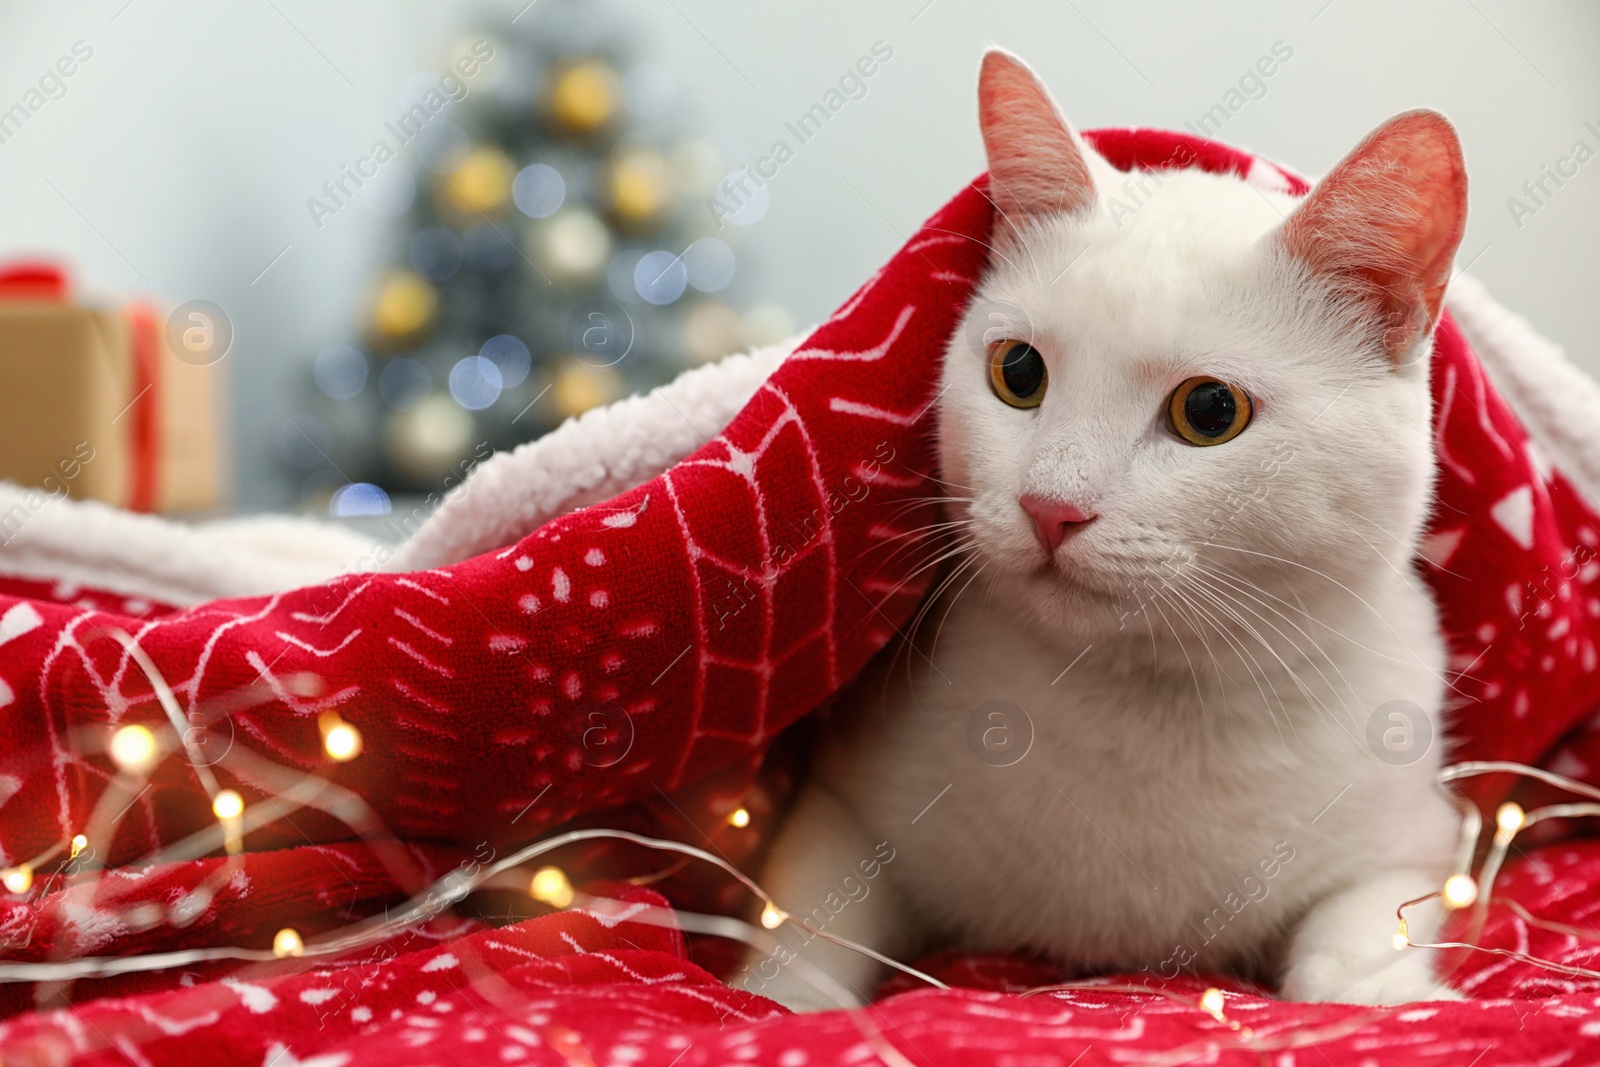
[
  {"left": 1442, "top": 874, "right": 1478, "bottom": 910},
  {"left": 760, "top": 902, "right": 787, "bottom": 930},
  {"left": 530, "top": 866, "right": 575, "bottom": 908},
  {"left": 212, "top": 790, "right": 244, "bottom": 820},
  {"left": 69, "top": 834, "right": 88, "bottom": 859},
  {"left": 109, "top": 724, "right": 158, "bottom": 772},
  {"left": 728, "top": 807, "right": 751, "bottom": 829},
  {"left": 2, "top": 865, "right": 33, "bottom": 894},
  {"left": 1392, "top": 920, "right": 1410, "bottom": 951},
  {"left": 273, "top": 927, "right": 304, "bottom": 958},
  {"left": 322, "top": 718, "right": 362, "bottom": 762},
  {"left": 1200, "top": 987, "right": 1226, "bottom": 1018},
  {"left": 1495, "top": 802, "right": 1526, "bottom": 834}
]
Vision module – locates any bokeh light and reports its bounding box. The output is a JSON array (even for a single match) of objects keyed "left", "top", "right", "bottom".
[
  {"left": 634, "top": 250, "right": 688, "bottom": 305},
  {"left": 480, "top": 334, "right": 531, "bottom": 387},
  {"left": 314, "top": 344, "right": 369, "bottom": 400},
  {"left": 513, "top": 163, "right": 566, "bottom": 218},
  {"left": 682, "top": 237, "right": 735, "bottom": 292},
  {"left": 329, "top": 482, "right": 392, "bottom": 517},
  {"left": 449, "top": 355, "right": 504, "bottom": 410}
]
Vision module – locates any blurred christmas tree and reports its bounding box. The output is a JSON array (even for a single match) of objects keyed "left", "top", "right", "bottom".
[{"left": 288, "top": 0, "right": 794, "bottom": 515}]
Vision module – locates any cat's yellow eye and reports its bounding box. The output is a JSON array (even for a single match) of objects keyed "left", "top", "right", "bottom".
[
  {"left": 1168, "top": 377, "right": 1252, "bottom": 446},
  {"left": 988, "top": 340, "right": 1048, "bottom": 409}
]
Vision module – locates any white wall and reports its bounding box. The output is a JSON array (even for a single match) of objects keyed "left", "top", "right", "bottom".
[
  {"left": 1, "top": 0, "right": 1596, "bottom": 509},
  {"left": 0, "top": 1, "right": 472, "bottom": 509}
]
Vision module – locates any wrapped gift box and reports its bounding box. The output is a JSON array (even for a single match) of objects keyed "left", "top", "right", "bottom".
[{"left": 0, "top": 263, "right": 229, "bottom": 513}]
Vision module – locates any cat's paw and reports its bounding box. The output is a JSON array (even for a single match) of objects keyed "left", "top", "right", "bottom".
[
  {"left": 1280, "top": 950, "right": 1461, "bottom": 1005},
  {"left": 1281, "top": 869, "right": 1464, "bottom": 1005}
]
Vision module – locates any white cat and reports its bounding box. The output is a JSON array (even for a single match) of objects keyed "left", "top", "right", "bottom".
[{"left": 741, "top": 49, "right": 1468, "bottom": 1011}]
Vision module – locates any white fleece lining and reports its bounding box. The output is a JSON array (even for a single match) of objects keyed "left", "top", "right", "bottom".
[
  {"left": 0, "top": 494, "right": 374, "bottom": 607},
  {"left": 389, "top": 335, "right": 797, "bottom": 571},
  {"left": 1444, "top": 274, "right": 1600, "bottom": 515}
]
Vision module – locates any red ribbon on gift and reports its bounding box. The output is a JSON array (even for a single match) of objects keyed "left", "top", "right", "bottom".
[
  {"left": 122, "top": 302, "right": 161, "bottom": 512},
  {"left": 0, "top": 261, "right": 70, "bottom": 301}
]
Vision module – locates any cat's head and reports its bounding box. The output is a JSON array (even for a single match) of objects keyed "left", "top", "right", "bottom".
[{"left": 938, "top": 50, "right": 1466, "bottom": 648}]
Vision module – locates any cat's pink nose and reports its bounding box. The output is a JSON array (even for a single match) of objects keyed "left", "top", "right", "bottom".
[{"left": 1019, "top": 494, "right": 1097, "bottom": 554}]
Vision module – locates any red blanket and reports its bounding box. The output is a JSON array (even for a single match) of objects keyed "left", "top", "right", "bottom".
[{"left": 4, "top": 128, "right": 1600, "bottom": 1064}]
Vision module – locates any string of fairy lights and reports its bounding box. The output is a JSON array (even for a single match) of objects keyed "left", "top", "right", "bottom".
[
  {"left": 4, "top": 632, "right": 1600, "bottom": 1058},
  {"left": 1391, "top": 761, "right": 1600, "bottom": 980}
]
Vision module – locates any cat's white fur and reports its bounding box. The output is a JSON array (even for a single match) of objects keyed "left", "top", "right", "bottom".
[{"left": 743, "top": 52, "right": 1464, "bottom": 1010}]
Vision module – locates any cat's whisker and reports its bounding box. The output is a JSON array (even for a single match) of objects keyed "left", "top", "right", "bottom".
[
  {"left": 882, "top": 496, "right": 970, "bottom": 524},
  {"left": 1164, "top": 572, "right": 1307, "bottom": 744},
  {"left": 1185, "top": 562, "right": 1362, "bottom": 710},
  {"left": 906, "top": 552, "right": 979, "bottom": 647},
  {"left": 1150, "top": 580, "right": 1227, "bottom": 687},
  {"left": 978, "top": 560, "right": 1005, "bottom": 617},
  {"left": 1182, "top": 567, "right": 1391, "bottom": 753},
  {"left": 930, "top": 559, "right": 990, "bottom": 661},
  {"left": 1146, "top": 579, "right": 1206, "bottom": 653},
  {"left": 1338, "top": 518, "right": 1437, "bottom": 594},
  {"left": 1191, "top": 555, "right": 1475, "bottom": 702},
  {"left": 865, "top": 539, "right": 982, "bottom": 666},
  {"left": 888, "top": 532, "right": 978, "bottom": 586},
  {"left": 1200, "top": 540, "right": 1444, "bottom": 673},
  {"left": 1193, "top": 560, "right": 1377, "bottom": 687},
  {"left": 1140, "top": 584, "right": 1161, "bottom": 662},
  {"left": 874, "top": 515, "right": 976, "bottom": 542},
  {"left": 1159, "top": 576, "right": 1297, "bottom": 749},
  {"left": 1176, "top": 573, "right": 1332, "bottom": 713},
  {"left": 883, "top": 498, "right": 969, "bottom": 517},
  {"left": 870, "top": 519, "right": 974, "bottom": 571},
  {"left": 895, "top": 552, "right": 984, "bottom": 689},
  {"left": 906, "top": 470, "right": 983, "bottom": 494},
  {"left": 871, "top": 536, "right": 965, "bottom": 578},
  {"left": 1161, "top": 588, "right": 1239, "bottom": 729},
  {"left": 860, "top": 498, "right": 972, "bottom": 568},
  {"left": 1144, "top": 586, "right": 1210, "bottom": 720},
  {"left": 1178, "top": 569, "right": 1364, "bottom": 743}
]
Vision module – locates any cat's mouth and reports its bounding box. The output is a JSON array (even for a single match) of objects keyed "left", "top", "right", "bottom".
[
  {"left": 1019, "top": 549, "right": 1133, "bottom": 604},
  {"left": 1044, "top": 566, "right": 1134, "bottom": 604},
  {"left": 1029, "top": 542, "right": 1181, "bottom": 607}
]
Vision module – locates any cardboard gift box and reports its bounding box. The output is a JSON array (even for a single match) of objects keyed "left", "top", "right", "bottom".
[{"left": 0, "top": 263, "right": 229, "bottom": 513}]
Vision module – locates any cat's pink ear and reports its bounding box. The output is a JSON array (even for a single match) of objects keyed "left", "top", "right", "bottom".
[
  {"left": 978, "top": 49, "right": 1100, "bottom": 227},
  {"left": 1278, "top": 110, "right": 1467, "bottom": 362}
]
